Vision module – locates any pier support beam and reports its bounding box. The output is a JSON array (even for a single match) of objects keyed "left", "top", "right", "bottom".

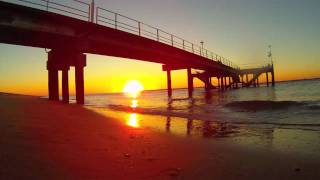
[
  {"left": 271, "top": 67, "right": 275, "bottom": 87},
  {"left": 266, "top": 72, "right": 269, "bottom": 87},
  {"left": 220, "top": 76, "right": 224, "bottom": 91},
  {"left": 187, "top": 68, "right": 193, "bottom": 98},
  {"left": 246, "top": 74, "right": 249, "bottom": 87},
  {"left": 75, "top": 65, "right": 84, "bottom": 104},
  {"left": 204, "top": 73, "right": 210, "bottom": 91},
  {"left": 62, "top": 68, "right": 69, "bottom": 103},
  {"left": 48, "top": 68, "right": 59, "bottom": 101},
  {"left": 47, "top": 49, "right": 86, "bottom": 104},
  {"left": 166, "top": 69, "right": 172, "bottom": 98},
  {"left": 241, "top": 76, "right": 244, "bottom": 87}
]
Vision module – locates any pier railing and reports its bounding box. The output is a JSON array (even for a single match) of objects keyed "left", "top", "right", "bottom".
[
  {"left": 2, "top": 0, "right": 240, "bottom": 70},
  {"left": 5, "top": 0, "right": 91, "bottom": 21},
  {"left": 96, "top": 7, "right": 239, "bottom": 69},
  {"left": 239, "top": 62, "right": 273, "bottom": 70}
]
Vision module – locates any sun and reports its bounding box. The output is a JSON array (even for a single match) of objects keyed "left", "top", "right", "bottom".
[{"left": 123, "top": 80, "right": 144, "bottom": 98}]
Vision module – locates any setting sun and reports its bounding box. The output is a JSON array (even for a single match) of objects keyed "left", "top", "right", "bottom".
[{"left": 123, "top": 80, "right": 144, "bottom": 98}]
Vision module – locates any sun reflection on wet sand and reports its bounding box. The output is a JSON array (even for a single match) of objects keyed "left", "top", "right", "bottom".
[
  {"left": 131, "top": 99, "right": 138, "bottom": 108},
  {"left": 126, "top": 113, "right": 140, "bottom": 128}
]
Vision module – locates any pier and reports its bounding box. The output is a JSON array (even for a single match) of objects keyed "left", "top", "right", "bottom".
[{"left": 0, "top": 0, "right": 275, "bottom": 104}]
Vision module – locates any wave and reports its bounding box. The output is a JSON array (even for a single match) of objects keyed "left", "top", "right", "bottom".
[
  {"left": 106, "top": 104, "right": 209, "bottom": 120},
  {"left": 224, "top": 100, "right": 317, "bottom": 111},
  {"left": 93, "top": 103, "right": 320, "bottom": 128}
]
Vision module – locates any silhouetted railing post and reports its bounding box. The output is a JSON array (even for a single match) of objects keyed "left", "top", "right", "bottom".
[
  {"left": 171, "top": 35, "right": 174, "bottom": 46},
  {"left": 115, "top": 13, "right": 118, "bottom": 29},
  {"left": 46, "top": 0, "right": 49, "bottom": 11},
  {"left": 156, "top": 29, "right": 159, "bottom": 41},
  {"left": 90, "top": 0, "right": 94, "bottom": 22},
  {"left": 138, "top": 22, "right": 141, "bottom": 36},
  {"left": 95, "top": 7, "right": 98, "bottom": 23}
]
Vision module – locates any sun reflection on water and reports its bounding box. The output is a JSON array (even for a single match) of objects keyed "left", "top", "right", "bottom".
[
  {"left": 131, "top": 99, "right": 138, "bottom": 108},
  {"left": 126, "top": 113, "right": 140, "bottom": 128},
  {"left": 122, "top": 80, "right": 144, "bottom": 128}
]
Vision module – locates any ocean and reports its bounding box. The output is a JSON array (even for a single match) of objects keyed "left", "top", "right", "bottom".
[{"left": 77, "top": 79, "right": 320, "bottom": 134}]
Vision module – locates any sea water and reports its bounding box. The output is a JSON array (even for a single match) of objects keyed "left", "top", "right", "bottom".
[{"left": 79, "top": 79, "right": 320, "bottom": 131}]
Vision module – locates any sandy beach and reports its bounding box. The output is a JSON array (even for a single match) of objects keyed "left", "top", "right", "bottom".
[{"left": 1, "top": 93, "right": 320, "bottom": 179}]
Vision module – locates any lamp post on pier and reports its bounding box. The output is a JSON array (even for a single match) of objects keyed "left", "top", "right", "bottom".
[{"left": 200, "top": 41, "right": 204, "bottom": 56}]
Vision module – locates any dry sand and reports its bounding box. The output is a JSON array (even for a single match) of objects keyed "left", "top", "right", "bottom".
[{"left": 0, "top": 93, "right": 320, "bottom": 179}]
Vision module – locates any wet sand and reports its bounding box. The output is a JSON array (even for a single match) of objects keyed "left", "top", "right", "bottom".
[{"left": 1, "top": 93, "right": 320, "bottom": 179}]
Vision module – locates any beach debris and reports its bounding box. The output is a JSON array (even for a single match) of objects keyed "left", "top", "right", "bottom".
[
  {"left": 202, "top": 122, "right": 239, "bottom": 138},
  {"left": 167, "top": 168, "right": 182, "bottom": 177},
  {"left": 225, "top": 100, "right": 304, "bottom": 112},
  {"left": 124, "top": 153, "right": 131, "bottom": 158}
]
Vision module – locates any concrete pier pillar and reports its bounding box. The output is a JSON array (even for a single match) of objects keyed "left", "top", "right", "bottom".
[
  {"left": 257, "top": 77, "right": 260, "bottom": 87},
  {"left": 246, "top": 74, "right": 249, "bottom": 87},
  {"left": 187, "top": 68, "right": 193, "bottom": 98},
  {"left": 48, "top": 68, "right": 59, "bottom": 101},
  {"left": 75, "top": 65, "right": 84, "bottom": 104},
  {"left": 205, "top": 74, "right": 210, "bottom": 91},
  {"left": 266, "top": 72, "right": 269, "bottom": 86},
  {"left": 47, "top": 50, "right": 86, "bottom": 104},
  {"left": 47, "top": 52, "right": 59, "bottom": 101},
  {"left": 228, "top": 77, "right": 231, "bottom": 89},
  {"left": 75, "top": 54, "right": 86, "bottom": 104},
  {"left": 166, "top": 69, "right": 172, "bottom": 98},
  {"left": 241, "top": 76, "right": 244, "bottom": 87},
  {"left": 220, "top": 76, "right": 224, "bottom": 91},
  {"left": 62, "top": 68, "right": 69, "bottom": 103},
  {"left": 271, "top": 67, "right": 275, "bottom": 87}
]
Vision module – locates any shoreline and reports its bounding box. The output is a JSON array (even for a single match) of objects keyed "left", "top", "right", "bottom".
[{"left": 1, "top": 93, "right": 320, "bottom": 179}]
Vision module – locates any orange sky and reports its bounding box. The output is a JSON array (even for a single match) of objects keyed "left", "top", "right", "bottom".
[{"left": 0, "top": 45, "right": 319, "bottom": 96}]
